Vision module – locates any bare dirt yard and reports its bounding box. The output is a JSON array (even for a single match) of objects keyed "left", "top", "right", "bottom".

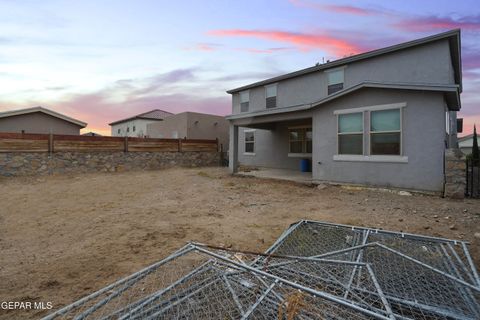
[{"left": 1, "top": 167, "right": 479, "bottom": 319}]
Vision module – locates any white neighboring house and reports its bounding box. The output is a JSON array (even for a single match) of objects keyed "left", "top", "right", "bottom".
[
  {"left": 109, "top": 109, "right": 173, "bottom": 137},
  {"left": 458, "top": 134, "right": 477, "bottom": 155}
]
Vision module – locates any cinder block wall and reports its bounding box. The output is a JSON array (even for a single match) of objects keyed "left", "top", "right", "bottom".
[{"left": 0, "top": 151, "right": 220, "bottom": 177}]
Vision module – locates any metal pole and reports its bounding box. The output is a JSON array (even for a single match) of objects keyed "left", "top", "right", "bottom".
[
  {"left": 376, "top": 243, "right": 480, "bottom": 292},
  {"left": 41, "top": 244, "right": 194, "bottom": 320},
  {"left": 302, "top": 220, "right": 469, "bottom": 244},
  {"left": 461, "top": 242, "right": 480, "bottom": 287},
  {"left": 192, "top": 245, "right": 391, "bottom": 320},
  {"left": 240, "top": 280, "right": 278, "bottom": 320}
]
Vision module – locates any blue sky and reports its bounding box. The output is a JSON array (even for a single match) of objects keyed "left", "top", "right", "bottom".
[{"left": 0, "top": 0, "right": 478, "bottom": 135}]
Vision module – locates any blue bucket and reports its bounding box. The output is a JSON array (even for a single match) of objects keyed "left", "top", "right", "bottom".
[{"left": 300, "top": 159, "right": 310, "bottom": 172}]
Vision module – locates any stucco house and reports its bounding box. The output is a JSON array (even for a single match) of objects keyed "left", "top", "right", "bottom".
[
  {"left": 227, "top": 29, "right": 462, "bottom": 193},
  {"left": 0, "top": 106, "right": 87, "bottom": 135},
  {"left": 147, "top": 111, "right": 229, "bottom": 151},
  {"left": 109, "top": 109, "right": 173, "bottom": 137},
  {"left": 458, "top": 133, "right": 477, "bottom": 155}
]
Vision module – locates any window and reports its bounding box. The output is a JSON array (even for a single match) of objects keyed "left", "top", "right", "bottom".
[
  {"left": 370, "top": 109, "right": 401, "bottom": 155},
  {"left": 289, "top": 128, "right": 312, "bottom": 153},
  {"left": 244, "top": 131, "right": 255, "bottom": 153},
  {"left": 240, "top": 91, "right": 249, "bottom": 112},
  {"left": 117, "top": 128, "right": 121, "bottom": 134},
  {"left": 338, "top": 112, "right": 363, "bottom": 155},
  {"left": 133, "top": 126, "right": 136, "bottom": 132},
  {"left": 172, "top": 131, "right": 178, "bottom": 139},
  {"left": 265, "top": 84, "right": 277, "bottom": 108},
  {"left": 127, "top": 127, "right": 130, "bottom": 133},
  {"left": 327, "top": 69, "right": 344, "bottom": 95}
]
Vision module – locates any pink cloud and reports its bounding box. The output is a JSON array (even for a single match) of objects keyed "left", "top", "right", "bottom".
[
  {"left": 234, "top": 47, "right": 293, "bottom": 54},
  {"left": 208, "top": 29, "right": 367, "bottom": 56},
  {"left": 184, "top": 43, "right": 221, "bottom": 52},
  {"left": 289, "top": 0, "right": 377, "bottom": 16},
  {"left": 393, "top": 15, "right": 480, "bottom": 32}
]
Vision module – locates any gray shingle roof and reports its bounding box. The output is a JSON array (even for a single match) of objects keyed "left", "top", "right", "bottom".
[{"left": 227, "top": 29, "right": 461, "bottom": 94}]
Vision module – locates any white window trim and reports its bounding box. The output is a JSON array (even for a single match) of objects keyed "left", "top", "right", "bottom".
[
  {"left": 333, "top": 103, "right": 407, "bottom": 163},
  {"left": 337, "top": 112, "right": 364, "bottom": 155},
  {"left": 326, "top": 66, "right": 346, "bottom": 95},
  {"left": 333, "top": 102, "right": 406, "bottom": 115},
  {"left": 264, "top": 83, "right": 278, "bottom": 98},
  {"left": 244, "top": 129, "right": 255, "bottom": 156},
  {"left": 369, "top": 108, "right": 402, "bottom": 156},
  {"left": 333, "top": 155, "right": 408, "bottom": 163}
]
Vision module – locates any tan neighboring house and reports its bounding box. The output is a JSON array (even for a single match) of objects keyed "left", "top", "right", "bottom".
[
  {"left": 0, "top": 106, "right": 87, "bottom": 135},
  {"left": 147, "top": 111, "right": 229, "bottom": 150},
  {"left": 109, "top": 109, "right": 173, "bottom": 137}
]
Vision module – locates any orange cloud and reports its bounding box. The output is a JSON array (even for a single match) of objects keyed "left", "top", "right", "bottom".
[{"left": 208, "top": 29, "right": 365, "bottom": 56}]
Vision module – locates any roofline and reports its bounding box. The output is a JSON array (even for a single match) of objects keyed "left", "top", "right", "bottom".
[
  {"left": 226, "top": 81, "right": 460, "bottom": 120},
  {"left": 0, "top": 106, "right": 87, "bottom": 127},
  {"left": 108, "top": 109, "right": 173, "bottom": 126},
  {"left": 226, "top": 29, "right": 461, "bottom": 94},
  {"left": 458, "top": 133, "right": 474, "bottom": 141}
]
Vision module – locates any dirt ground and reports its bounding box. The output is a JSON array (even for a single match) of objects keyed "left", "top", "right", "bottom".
[{"left": 1, "top": 167, "right": 479, "bottom": 319}]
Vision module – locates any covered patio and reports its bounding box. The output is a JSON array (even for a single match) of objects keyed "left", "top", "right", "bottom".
[
  {"left": 227, "top": 108, "right": 314, "bottom": 180},
  {"left": 237, "top": 167, "right": 313, "bottom": 184}
]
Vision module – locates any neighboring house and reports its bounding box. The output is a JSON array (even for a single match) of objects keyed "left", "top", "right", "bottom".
[
  {"left": 458, "top": 134, "right": 475, "bottom": 155},
  {"left": 82, "top": 132, "right": 103, "bottom": 137},
  {"left": 147, "top": 111, "right": 229, "bottom": 150},
  {"left": 226, "top": 29, "right": 462, "bottom": 193},
  {"left": 0, "top": 106, "right": 87, "bottom": 135},
  {"left": 109, "top": 109, "right": 173, "bottom": 137}
]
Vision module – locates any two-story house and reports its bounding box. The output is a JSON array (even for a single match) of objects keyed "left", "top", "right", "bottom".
[
  {"left": 109, "top": 109, "right": 173, "bottom": 137},
  {"left": 226, "top": 29, "right": 462, "bottom": 193}
]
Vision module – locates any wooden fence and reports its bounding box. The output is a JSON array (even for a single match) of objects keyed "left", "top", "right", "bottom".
[{"left": 0, "top": 132, "right": 219, "bottom": 153}]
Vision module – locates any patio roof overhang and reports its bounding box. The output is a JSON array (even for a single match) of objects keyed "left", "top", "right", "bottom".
[{"left": 226, "top": 81, "right": 461, "bottom": 125}]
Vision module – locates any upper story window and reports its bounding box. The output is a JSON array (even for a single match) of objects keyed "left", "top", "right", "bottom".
[
  {"left": 370, "top": 109, "right": 401, "bottom": 155},
  {"left": 127, "top": 127, "right": 130, "bottom": 133},
  {"left": 327, "top": 68, "right": 344, "bottom": 95},
  {"left": 133, "top": 126, "right": 136, "bottom": 132},
  {"left": 117, "top": 128, "right": 121, "bottom": 134},
  {"left": 265, "top": 84, "right": 277, "bottom": 108},
  {"left": 338, "top": 112, "right": 363, "bottom": 155},
  {"left": 240, "top": 91, "right": 249, "bottom": 112}
]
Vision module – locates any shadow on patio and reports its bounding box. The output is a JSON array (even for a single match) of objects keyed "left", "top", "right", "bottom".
[{"left": 236, "top": 167, "right": 313, "bottom": 184}]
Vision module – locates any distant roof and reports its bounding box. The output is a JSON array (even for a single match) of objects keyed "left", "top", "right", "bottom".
[
  {"left": 0, "top": 106, "right": 87, "bottom": 127},
  {"left": 227, "top": 29, "right": 461, "bottom": 94},
  {"left": 82, "top": 132, "right": 103, "bottom": 136},
  {"left": 458, "top": 134, "right": 474, "bottom": 142},
  {"left": 109, "top": 109, "right": 174, "bottom": 125}
]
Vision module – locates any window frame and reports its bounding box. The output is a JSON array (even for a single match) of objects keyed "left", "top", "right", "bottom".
[
  {"left": 369, "top": 108, "right": 402, "bottom": 156},
  {"left": 265, "top": 83, "right": 278, "bottom": 109},
  {"left": 326, "top": 67, "right": 345, "bottom": 95},
  {"left": 240, "top": 90, "right": 250, "bottom": 113},
  {"left": 337, "top": 112, "right": 364, "bottom": 155},
  {"left": 244, "top": 129, "right": 256, "bottom": 155},
  {"left": 288, "top": 126, "right": 312, "bottom": 156},
  {"left": 333, "top": 103, "right": 408, "bottom": 163}
]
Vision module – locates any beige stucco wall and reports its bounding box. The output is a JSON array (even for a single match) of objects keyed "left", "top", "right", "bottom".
[
  {"left": 0, "top": 112, "right": 83, "bottom": 135},
  {"left": 147, "top": 112, "right": 229, "bottom": 151}
]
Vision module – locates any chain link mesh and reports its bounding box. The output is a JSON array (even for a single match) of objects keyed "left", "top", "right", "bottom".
[{"left": 43, "top": 220, "right": 480, "bottom": 320}]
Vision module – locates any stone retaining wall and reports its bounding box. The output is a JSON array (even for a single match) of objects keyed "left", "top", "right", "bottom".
[
  {"left": 444, "top": 148, "right": 466, "bottom": 199},
  {"left": 0, "top": 151, "right": 220, "bottom": 177}
]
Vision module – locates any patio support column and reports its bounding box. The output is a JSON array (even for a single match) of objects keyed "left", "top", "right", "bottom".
[{"left": 229, "top": 123, "right": 239, "bottom": 173}]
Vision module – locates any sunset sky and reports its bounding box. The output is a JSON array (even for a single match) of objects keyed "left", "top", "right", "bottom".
[{"left": 0, "top": 0, "right": 478, "bottom": 136}]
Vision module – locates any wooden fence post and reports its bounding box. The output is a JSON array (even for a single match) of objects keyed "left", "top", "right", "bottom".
[
  {"left": 215, "top": 138, "right": 219, "bottom": 152},
  {"left": 124, "top": 136, "right": 128, "bottom": 152},
  {"left": 178, "top": 139, "right": 182, "bottom": 152}
]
